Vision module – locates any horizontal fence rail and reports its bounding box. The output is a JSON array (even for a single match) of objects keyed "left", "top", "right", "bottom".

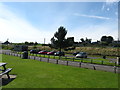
[{"left": 1, "top": 51, "right": 120, "bottom": 73}]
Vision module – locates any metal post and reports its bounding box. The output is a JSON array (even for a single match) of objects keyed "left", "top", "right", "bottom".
[{"left": 44, "top": 38, "right": 45, "bottom": 50}]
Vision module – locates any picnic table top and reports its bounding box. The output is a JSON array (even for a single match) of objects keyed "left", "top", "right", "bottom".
[{"left": 0, "top": 63, "right": 7, "bottom": 66}]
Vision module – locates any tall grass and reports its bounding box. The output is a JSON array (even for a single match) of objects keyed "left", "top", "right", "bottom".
[{"left": 28, "top": 46, "right": 118, "bottom": 56}]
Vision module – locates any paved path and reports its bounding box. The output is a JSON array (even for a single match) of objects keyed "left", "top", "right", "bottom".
[{"left": 66, "top": 55, "right": 117, "bottom": 63}]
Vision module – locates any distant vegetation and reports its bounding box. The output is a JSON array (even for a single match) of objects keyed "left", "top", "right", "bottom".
[{"left": 2, "top": 26, "right": 120, "bottom": 56}]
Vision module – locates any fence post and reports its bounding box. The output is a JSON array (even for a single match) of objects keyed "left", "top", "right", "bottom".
[
  {"left": 40, "top": 57, "right": 42, "bottom": 61},
  {"left": 93, "top": 65, "right": 96, "bottom": 70},
  {"left": 114, "top": 66, "right": 116, "bottom": 73},
  {"left": 73, "top": 58, "right": 74, "bottom": 61},
  {"left": 101, "top": 61, "right": 103, "bottom": 65},
  {"left": 20, "top": 53, "right": 21, "bottom": 57},
  {"left": 66, "top": 61, "right": 68, "bottom": 66},
  {"left": 34, "top": 56, "right": 35, "bottom": 60},
  {"left": 81, "top": 59, "right": 83, "bottom": 63},
  {"left": 66, "top": 56, "right": 67, "bottom": 61},
  {"left": 48, "top": 55, "right": 50, "bottom": 62},
  {"left": 91, "top": 60, "right": 93, "bottom": 64},
  {"left": 56, "top": 60, "right": 58, "bottom": 64},
  {"left": 115, "top": 62, "right": 117, "bottom": 66},
  {"left": 79, "top": 62, "right": 81, "bottom": 67}
]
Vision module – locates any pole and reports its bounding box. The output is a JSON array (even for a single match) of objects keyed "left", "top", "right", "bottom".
[{"left": 44, "top": 38, "right": 45, "bottom": 50}]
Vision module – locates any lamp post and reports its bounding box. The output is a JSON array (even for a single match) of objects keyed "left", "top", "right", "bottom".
[
  {"left": 44, "top": 38, "right": 45, "bottom": 50},
  {"left": 117, "top": 38, "right": 120, "bottom": 65}
]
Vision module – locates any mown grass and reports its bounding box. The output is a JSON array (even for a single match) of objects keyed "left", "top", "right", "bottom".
[{"left": 2, "top": 54, "right": 119, "bottom": 88}]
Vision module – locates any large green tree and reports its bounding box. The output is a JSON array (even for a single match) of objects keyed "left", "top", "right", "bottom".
[
  {"left": 51, "top": 26, "right": 72, "bottom": 52},
  {"left": 101, "top": 36, "right": 114, "bottom": 45}
]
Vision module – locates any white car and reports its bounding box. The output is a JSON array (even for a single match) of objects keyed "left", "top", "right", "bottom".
[{"left": 76, "top": 52, "right": 87, "bottom": 58}]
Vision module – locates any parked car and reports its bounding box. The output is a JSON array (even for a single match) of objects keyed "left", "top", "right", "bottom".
[
  {"left": 73, "top": 52, "right": 79, "bottom": 56},
  {"left": 76, "top": 52, "right": 87, "bottom": 58},
  {"left": 47, "top": 51, "right": 56, "bottom": 55},
  {"left": 54, "top": 51, "right": 65, "bottom": 56},
  {"left": 38, "top": 50, "right": 48, "bottom": 54},
  {"left": 30, "top": 50, "right": 40, "bottom": 54}
]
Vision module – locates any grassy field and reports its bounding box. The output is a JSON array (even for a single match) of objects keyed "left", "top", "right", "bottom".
[{"left": 1, "top": 54, "right": 119, "bottom": 88}]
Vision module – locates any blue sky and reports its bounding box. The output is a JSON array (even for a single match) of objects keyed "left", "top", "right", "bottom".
[{"left": 0, "top": 1, "right": 118, "bottom": 43}]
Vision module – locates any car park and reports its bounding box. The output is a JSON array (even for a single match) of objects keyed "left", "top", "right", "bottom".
[
  {"left": 73, "top": 52, "right": 79, "bottom": 56},
  {"left": 54, "top": 51, "right": 65, "bottom": 56},
  {"left": 76, "top": 52, "right": 87, "bottom": 58},
  {"left": 47, "top": 51, "right": 56, "bottom": 55},
  {"left": 30, "top": 50, "right": 40, "bottom": 54},
  {"left": 38, "top": 50, "right": 48, "bottom": 54}
]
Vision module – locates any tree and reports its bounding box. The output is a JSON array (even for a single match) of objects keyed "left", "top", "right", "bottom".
[
  {"left": 34, "top": 42, "right": 38, "bottom": 45},
  {"left": 51, "top": 26, "right": 72, "bottom": 52},
  {"left": 107, "top": 36, "right": 114, "bottom": 44},
  {"left": 85, "top": 37, "right": 91, "bottom": 44},
  {"left": 80, "top": 38, "right": 85, "bottom": 42},
  {"left": 101, "top": 36, "right": 107, "bottom": 42},
  {"left": 101, "top": 36, "right": 114, "bottom": 45},
  {"left": 80, "top": 37, "right": 92, "bottom": 46},
  {"left": 29, "top": 42, "right": 34, "bottom": 45},
  {"left": 25, "top": 41, "right": 29, "bottom": 45}
]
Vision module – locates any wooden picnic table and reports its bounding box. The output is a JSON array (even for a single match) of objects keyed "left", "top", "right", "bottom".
[{"left": 0, "top": 63, "right": 12, "bottom": 79}]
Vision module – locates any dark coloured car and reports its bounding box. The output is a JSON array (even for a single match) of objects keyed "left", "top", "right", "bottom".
[
  {"left": 38, "top": 50, "right": 48, "bottom": 54},
  {"left": 54, "top": 51, "right": 65, "bottom": 56},
  {"left": 76, "top": 52, "right": 87, "bottom": 58},
  {"left": 47, "top": 51, "right": 56, "bottom": 55},
  {"left": 30, "top": 50, "right": 39, "bottom": 54},
  {"left": 73, "top": 52, "right": 79, "bottom": 56}
]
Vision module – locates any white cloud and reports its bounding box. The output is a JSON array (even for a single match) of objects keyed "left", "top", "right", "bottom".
[
  {"left": 74, "top": 13, "right": 110, "bottom": 20},
  {"left": 66, "top": 20, "right": 118, "bottom": 42},
  {"left": 0, "top": 2, "right": 54, "bottom": 43}
]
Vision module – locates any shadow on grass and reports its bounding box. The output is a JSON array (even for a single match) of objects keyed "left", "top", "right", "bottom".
[{"left": 0, "top": 75, "right": 16, "bottom": 86}]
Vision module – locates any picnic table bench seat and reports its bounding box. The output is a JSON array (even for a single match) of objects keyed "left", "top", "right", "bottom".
[
  {"left": 0, "top": 68, "right": 12, "bottom": 79},
  {"left": 0, "top": 63, "right": 12, "bottom": 79}
]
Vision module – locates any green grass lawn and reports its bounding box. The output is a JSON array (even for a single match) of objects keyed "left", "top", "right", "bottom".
[{"left": 1, "top": 54, "right": 119, "bottom": 88}]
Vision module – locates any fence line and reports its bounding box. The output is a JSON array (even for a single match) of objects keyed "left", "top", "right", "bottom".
[{"left": 2, "top": 52, "right": 120, "bottom": 73}]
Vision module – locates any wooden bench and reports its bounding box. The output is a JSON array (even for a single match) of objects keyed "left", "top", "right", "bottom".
[{"left": 0, "top": 63, "right": 12, "bottom": 79}]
